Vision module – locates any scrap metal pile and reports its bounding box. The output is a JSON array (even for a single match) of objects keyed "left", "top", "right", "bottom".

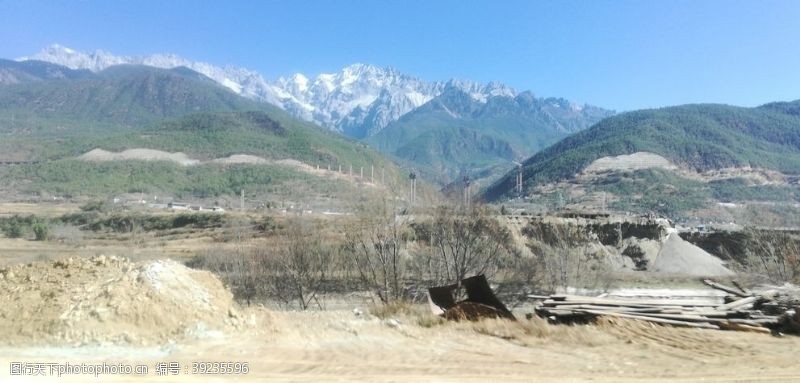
[
  {"left": 533, "top": 280, "right": 800, "bottom": 335},
  {"left": 428, "top": 275, "right": 516, "bottom": 321}
]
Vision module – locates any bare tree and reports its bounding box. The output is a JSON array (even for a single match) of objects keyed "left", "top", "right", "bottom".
[
  {"left": 524, "top": 222, "right": 612, "bottom": 293},
  {"left": 190, "top": 217, "right": 334, "bottom": 309},
  {"left": 741, "top": 228, "right": 800, "bottom": 284},
  {"left": 428, "top": 206, "right": 512, "bottom": 287},
  {"left": 342, "top": 199, "right": 409, "bottom": 304},
  {"left": 190, "top": 244, "right": 260, "bottom": 305},
  {"left": 262, "top": 219, "right": 333, "bottom": 310}
]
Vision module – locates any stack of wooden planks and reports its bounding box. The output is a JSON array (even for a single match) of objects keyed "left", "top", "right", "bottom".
[{"left": 532, "top": 280, "right": 800, "bottom": 335}]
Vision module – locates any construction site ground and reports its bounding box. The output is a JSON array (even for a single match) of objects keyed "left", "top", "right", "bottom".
[
  {"left": 1, "top": 306, "right": 800, "bottom": 382},
  {"left": 1, "top": 202, "right": 799, "bottom": 382}
]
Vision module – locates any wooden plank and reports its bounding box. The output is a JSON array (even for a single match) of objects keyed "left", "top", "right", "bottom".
[
  {"left": 574, "top": 309, "right": 721, "bottom": 329},
  {"left": 610, "top": 312, "right": 710, "bottom": 322},
  {"left": 718, "top": 321, "right": 772, "bottom": 334},
  {"left": 732, "top": 280, "right": 753, "bottom": 296},
  {"left": 727, "top": 318, "right": 778, "bottom": 326},
  {"left": 550, "top": 305, "right": 725, "bottom": 317},
  {"left": 526, "top": 295, "right": 551, "bottom": 300},
  {"left": 554, "top": 296, "right": 721, "bottom": 307},
  {"left": 716, "top": 296, "right": 758, "bottom": 311},
  {"left": 702, "top": 279, "right": 751, "bottom": 298}
]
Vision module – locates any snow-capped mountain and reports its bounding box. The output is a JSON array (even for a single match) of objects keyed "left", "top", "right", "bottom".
[
  {"left": 21, "top": 44, "right": 614, "bottom": 142},
  {"left": 19, "top": 44, "right": 526, "bottom": 137},
  {"left": 17, "top": 44, "right": 273, "bottom": 99}
]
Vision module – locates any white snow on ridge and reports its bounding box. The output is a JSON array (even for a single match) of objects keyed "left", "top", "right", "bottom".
[
  {"left": 19, "top": 44, "right": 522, "bottom": 136},
  {"left": 221, "top": 78, "right": 243, "bottom": 94}
]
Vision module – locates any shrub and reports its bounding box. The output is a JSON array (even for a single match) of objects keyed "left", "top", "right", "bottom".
[
  {"left": 3, "top": 222, "right": 24, "bottom": 238},
  {"left": 80, "top": 200, "right": 111, "bottom": 212},
  {"left": 32, "top": 221, "right": 49, "bottom": 241}
]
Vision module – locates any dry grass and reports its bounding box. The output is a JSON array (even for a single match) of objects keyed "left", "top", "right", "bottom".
[
  {"left": 465, "top": 316, "right": 614, "bottom": 347},
  {"left": 0, "top": 202, "right": 82, "bottom": 218},
  {"left": 369, "top": 301, "right": 419, "bottom": 319}
]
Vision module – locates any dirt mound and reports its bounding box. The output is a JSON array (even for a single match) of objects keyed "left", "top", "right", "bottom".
[
  {"left": 0, "top": 256, "right": 248, "bottom": 346},
  {"left": 583, "top": 152, "right": 677, "bottom": 174},
  {"left": 79, "top": 148, "right": 200, "bottom": 166},
  {"left": 211, "top": 154, "right": 270, "bottom": 164},
  {"left": 651, "top": 233, "right": 733, "bottom": 276}
]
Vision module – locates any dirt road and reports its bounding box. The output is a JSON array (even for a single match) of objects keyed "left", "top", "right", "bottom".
[{"left": 2, "top": 309, "right": 799, "bottom": 382}]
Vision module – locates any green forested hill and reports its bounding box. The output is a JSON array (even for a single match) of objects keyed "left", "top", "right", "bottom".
[
  {"left": 366, "top": 87, "right": 613, "bottom": 183},
  {"left": 1, "top": 110, "right": 404, "bottom": 198},
  {"left": 0, "top": 62, "right": 406, "bottom": 199},
  {"left": 484, "top": 101, "right": 800, "bottom": 202},
  {"left": 0, "top": 63, "right": 263, "bottom": 135},
  {"left": 88, "top": 110, "right": 396, "bottom": 169}
]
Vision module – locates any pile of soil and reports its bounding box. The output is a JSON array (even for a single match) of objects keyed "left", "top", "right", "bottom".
[
  {"left": 651, "top": 233, "right": 733, "bottom": 276},
  {"left": 0, "top": 256, "right": 248, "bottom": 346}
]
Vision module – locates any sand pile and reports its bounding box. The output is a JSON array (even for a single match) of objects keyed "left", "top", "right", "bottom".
[
  {"left": 211, "top": 154, "right": 270, "bottom": 164},
  {"left": 79, "top": 148, "right": 200, "bottom": 166},
  {"left": 0, "top": 256, "right": 249, "bottom": 346},
  {"left": 583, "top": 152, "right": 677, "bottom": 174},
  {"left": 650, "top": 233, "right": 733, "bottom": 276}
]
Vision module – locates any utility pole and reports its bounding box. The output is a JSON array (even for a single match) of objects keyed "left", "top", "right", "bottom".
[
  {"left": 360, "top": 166, "right": 363, "bottom": 179},
  {"left": 602, "top": 192, "right": 607, "bottom": 213},
  {"left": 349, "top": 164, "right": 352, "bottom": 177},
  {"left": 409, "top": 170, "right": 417, "bottom": 209},
  {"left": 240, "top": 189, "right": 245, "bottom": 212},
  {"left": 511, "top": 161, "right": 524, "bottom": 198},
  {"left": 463, "top": 175, "right": 471, "bottom": 209},
  {"left": 371, "top": 165, "right": 374, "bottom": 183}
]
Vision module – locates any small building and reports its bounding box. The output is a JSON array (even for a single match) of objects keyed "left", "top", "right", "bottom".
[{"left": 168, "top": 202, "right": 190, "bottom": 211}]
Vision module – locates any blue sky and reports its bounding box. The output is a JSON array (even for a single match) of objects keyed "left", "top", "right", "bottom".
[{"left": 1, "top": 0, "right": 799, "bottom": 111}]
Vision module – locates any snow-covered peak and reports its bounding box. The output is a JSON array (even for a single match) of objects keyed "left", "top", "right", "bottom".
[
  {"left": 443, "top": 79, "right": 516, "bottom": 103},
  {"left": 17, "top": 44, "right": 533, "bottom": 137},
  {"left": 17, "top": 44, "right": 264, "bottom": 95},
  {"left": 19, "top": 44, "right": 128, "bottom": 72},
  {"left": 291, "top": 73, "right": 309, "bottom": 91},
  {"left": 267, "top": 63, "right": 449, "bottom": 135}
]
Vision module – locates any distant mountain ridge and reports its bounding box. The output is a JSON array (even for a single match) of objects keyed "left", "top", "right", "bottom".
[
  {"left": 483, "top": 101, "right": 800, "bottom": 204},
  {"left": 367, "top": 84, "right": 613, "bottom": 182},
  {"left": 0, "top": 58, "right": 92, "bottom": 84},
  {"left": 19, "top": 44, "right": 607, "bottom": 140}
]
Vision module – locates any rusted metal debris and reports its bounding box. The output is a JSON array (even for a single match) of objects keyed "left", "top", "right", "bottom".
[{"left": 428, "top": 275, "right": 515, "bottom": 321}]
